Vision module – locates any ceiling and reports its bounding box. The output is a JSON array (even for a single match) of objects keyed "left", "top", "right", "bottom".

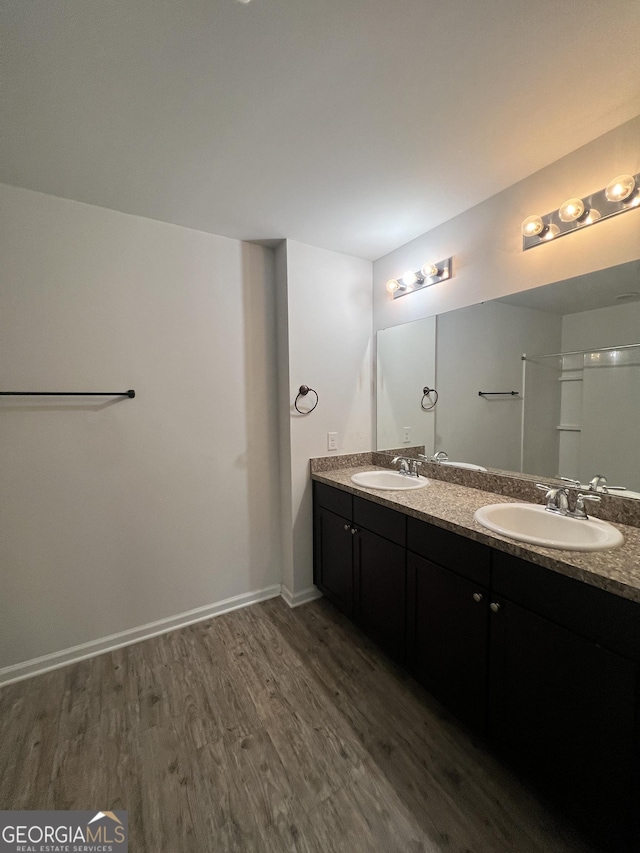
[
  {"left": 499, "top": 260, "right": 640, "bottom": 316},
  {"left": 2, "top": 0, "right": 639, "bottom": 260}
]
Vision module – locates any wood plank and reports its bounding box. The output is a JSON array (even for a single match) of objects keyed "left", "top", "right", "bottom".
[{"left": 0, "top": 597, "right": 596, "bottom": 853}]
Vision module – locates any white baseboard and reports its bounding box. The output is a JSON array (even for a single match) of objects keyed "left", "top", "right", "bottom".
[
  {"left": 0, "top": 584, "right": 282, "bottom": 688},
  {"left": 281, "top": 584, "right": 323, "bottom": 609}
]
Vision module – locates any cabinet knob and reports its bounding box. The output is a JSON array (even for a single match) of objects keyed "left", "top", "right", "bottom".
[
  {"left": 344, "top": 524, "right": 350, "bottom": 531},
  {"left": 472, "top": 592, "right": 483, "bottom": 603},
  {"left": 490, "top": 602, "right": 501, "bottom": 613},
  {"left": 350, "top": 527, "right": 358, "bottom": 535}
]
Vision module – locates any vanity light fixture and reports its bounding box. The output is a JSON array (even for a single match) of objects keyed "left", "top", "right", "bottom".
[
  {"left": 521, "top": 171, "right": 640, "bottom": 250},
  {"left": 386, "top": 257, "right": 453, "bottom": 299}
]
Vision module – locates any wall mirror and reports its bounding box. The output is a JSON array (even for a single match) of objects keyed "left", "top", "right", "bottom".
[{"left": 376, "top": 259, "right": 640, "bottom": 498}]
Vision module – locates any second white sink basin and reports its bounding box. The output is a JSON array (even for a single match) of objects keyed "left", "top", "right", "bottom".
[
  {"left": 351, "top": 470, "right": 429, "bottom": 491},
  {"left": 474, "top": 503, "right": 624, "bottom": 552},
  {"left": 440, "top": 461, "right": 488, "bottom": 472}
]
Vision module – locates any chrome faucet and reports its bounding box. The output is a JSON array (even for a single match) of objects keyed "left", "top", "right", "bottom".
[
  {"left": 586, "top": 475, "right": 626, "bottom": 494},
  {"left": 537, "top": 484, "right": 601, "bottom": 519},
  {"left": 391, "top": 455, "right": 410, "bottom": 475},
  {"left": 391, "top": 455, "right": 422, "bottom": 478},
  {"left": 561, "top": 474, "right": 626, "bottom": 494},
  {"left": 536, "top": 484, "right": 570, "bottom": 515},
  {"left": 418, "top": 450, "right": 449, "bottom": 464}
]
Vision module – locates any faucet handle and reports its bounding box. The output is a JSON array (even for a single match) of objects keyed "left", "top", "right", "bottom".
[
  {"left": 574, "top": 492, "right": 601, "bottom": 519},
  {"left": 536, "top": 483, "right": 552, "bottom": 493},
  {"left": 561, "top": 477, "right": 583, "bottom": 488}
]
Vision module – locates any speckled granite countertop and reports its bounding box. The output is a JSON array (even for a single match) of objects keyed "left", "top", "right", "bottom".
[{"left": 312, "top": 465, "right": 640, "bottom": 605}]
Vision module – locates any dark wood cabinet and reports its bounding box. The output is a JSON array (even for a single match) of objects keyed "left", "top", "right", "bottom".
[
  {"left": 407, "top": 553, "right": 489, "bottom": 731},
  {"left": 312, "top": 481, "right": 640, "bottom": 850},
  {"left": 355, "top": 527, "right": 406, "bottom": 660},
  {"left": 313, "top": 482, "right": 407, "bottom": 655},
  {"left": 314, "top": 505, "right": 354, "bottom": 615},
  {"left": 490, "top": 551, "right": 640, "bottom": 850}
]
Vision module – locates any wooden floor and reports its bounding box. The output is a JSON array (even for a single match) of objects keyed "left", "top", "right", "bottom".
[{"left": 0, "top": 597, "right": 598, "bottom": 853}]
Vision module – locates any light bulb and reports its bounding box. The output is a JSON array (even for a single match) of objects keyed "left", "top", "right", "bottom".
[
  {"left": 580, "top": 208, "right": 601, "bottom": 226},
  {"left": 401, "top": 270, "right": 418, "bottom": 287},
  {"left": 521, "top": 215, "right": 545, "bottom": 237},
  {"left": 605, "top": 174, "right": 635, "bottom": 202},
  {"left": 420, "top": 262, "right": 439, "bottom": 278},
  {"left": 558, "top": 198, "right": 585, "bottom": 222},
  {"left": 386, "top": 279, "right": 400, "bottom": 294},
  {"left": 542, "top": 223, "right": 560, "bottom": 241}
]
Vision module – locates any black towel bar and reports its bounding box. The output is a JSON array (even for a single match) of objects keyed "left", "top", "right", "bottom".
[{"left": 0, "top": 390, "right": 136, "bottom": 398}]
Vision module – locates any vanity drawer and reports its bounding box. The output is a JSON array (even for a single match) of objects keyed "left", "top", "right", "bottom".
[
  {"left": 314, "top": 482, "right": 353, "bottom": 519},
  {"left": 407, "top": 517, "right": 490, "bottom": 586},
  {"left": 354, "top": 496, "right": 406, "bottom": 546},
  {"left": 492, "top": 551, "right": 640, "bottom": 660}
]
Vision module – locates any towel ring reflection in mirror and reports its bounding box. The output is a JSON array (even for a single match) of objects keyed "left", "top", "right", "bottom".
[
  {"left": 294, "top": 385, "right": 319, "bottom": 414},
  {"left": 421, "top": 386, "right": 438, "bottom": 411}
]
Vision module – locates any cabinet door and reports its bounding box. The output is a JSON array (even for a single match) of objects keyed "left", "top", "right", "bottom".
[
  {"left": 314, "top": 506, "right": 354, "bottom": 615},
  {"left": 489, "top": 597, "right": 638, "bottom": 850},
  {"left": 355, "top": 527, "right": 406, "bottom": 661},
  {"left": 407, "top": 553, "right": 489, "bottom": 731}
]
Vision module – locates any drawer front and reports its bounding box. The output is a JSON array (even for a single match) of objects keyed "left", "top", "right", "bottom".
[
  {"left": 407, "top": 517, "right": 490, "bottom": 586},
  {"left": 314, "top": 481, "right": 353, "bottom": 519},
  {"left": 354, "top": 496, "right": 406, "bottom": 546},
  {"left": 492, "top": 551, "right": 640, "bottom": 660}
]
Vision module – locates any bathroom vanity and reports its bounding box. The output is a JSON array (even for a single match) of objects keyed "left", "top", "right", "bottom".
[{"left": 312, "top": 466, "right": 640, "bottom": 851}]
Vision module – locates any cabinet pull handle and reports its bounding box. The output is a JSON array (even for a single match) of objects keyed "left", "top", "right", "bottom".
[
  {"left": 490, "top": 602, "right": 501, "bottom": 613},
  {"left": 350, "top": 528, "right": 358, "bottom": 535},
  {"left": 472, "top": 592, "right": 483, "bottom": 603},
  {"left": 344, "top": 524, "right": 350, "bottom": 531}
]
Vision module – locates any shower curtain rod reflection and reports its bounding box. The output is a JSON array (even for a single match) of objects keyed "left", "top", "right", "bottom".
[
  {"left": 0, "top": 390, "right": 136, "bottom": 397},
  {"left": 522, "top": 343, "right": 640, "bottom": 361}
]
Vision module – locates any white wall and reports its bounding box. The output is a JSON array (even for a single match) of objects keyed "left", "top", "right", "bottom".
[
  {"left": 0, "top": 184, "right": 282, "bottom": 670},
  {"left": 278, "top": 240, "right": 372, "bottom": 598},
  {"left": 436, "top": 302, "right": 561, "bottom": 472},
  {"left": 373, "top": 116, "right": 640, "bottom": 332},
  {"left": 376, "top": 316, "right": 436, "bottom": 452}
]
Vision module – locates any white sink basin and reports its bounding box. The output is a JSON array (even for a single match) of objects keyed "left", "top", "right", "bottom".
[
  {"left": 440, "top": 461, "right": 488, "bottom": 472},
  {"left": 351, "top": 470, "right": 429, "bottom": 491},
  {"left": 474, "top": 503, "right": 624, "bottom": 552}
]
